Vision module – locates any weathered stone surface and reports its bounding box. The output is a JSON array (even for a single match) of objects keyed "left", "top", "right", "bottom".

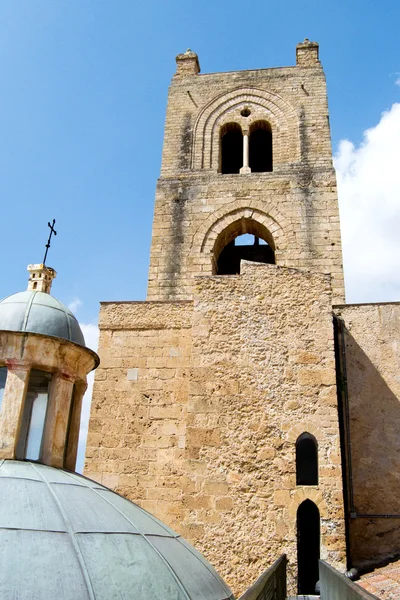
[
  {"left": 83, "top": 42, "right": 400, "bottom": 597},
  {"left": 86, "top": 262, "right": 346, "bottom": 595},
  {"left": 334, "top": 302, "right": 400, "bottom": 568}
]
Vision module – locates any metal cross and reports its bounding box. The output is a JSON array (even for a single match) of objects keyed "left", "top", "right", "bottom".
[{"left": 43, "top": 219, "right": 57, "bottom": 265}]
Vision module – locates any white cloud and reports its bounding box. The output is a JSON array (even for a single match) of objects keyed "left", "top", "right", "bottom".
[
  {"left": 76, "top": 322, "right": 99, "bottom": 473},
  {"left": 334, "top": 103, "right": 400, "bottom": 303},
  {"left": 68, "top": 297, "right": 82, "bottom": 313}
]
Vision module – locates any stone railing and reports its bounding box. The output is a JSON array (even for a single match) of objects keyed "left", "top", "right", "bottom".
[{"left": 238, "top": 555, "right": 287, "bottom": 600}]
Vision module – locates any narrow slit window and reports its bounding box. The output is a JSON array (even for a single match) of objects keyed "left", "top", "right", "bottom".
[{"left": 296, "top": 432, "right": 318, "bottom": 485}]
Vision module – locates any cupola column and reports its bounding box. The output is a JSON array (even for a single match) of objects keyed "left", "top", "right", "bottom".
[
  {"left": 65, "top": 379, "right": 87, "bottom": 471},
  {"left": 0, "top": 363, "right": 30, "bottom": 459},
  {"left": 240, "top": 130, "right": 251, "bottom": 174},
  {"left": 41, "top": 372, "right": 75, "bottom": 468}
]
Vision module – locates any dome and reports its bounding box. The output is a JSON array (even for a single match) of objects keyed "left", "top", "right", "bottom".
[
  {"left": 0, "top": 291, "right": 85, "bottom": 346},
  {"left": 0, "top": 460, "right": 234, "bottom": 600}
]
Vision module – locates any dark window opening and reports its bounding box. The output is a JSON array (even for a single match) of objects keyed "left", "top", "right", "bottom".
[
  {"left": 220, "top": 123, "right": 242, "bottom": 174},
  {"left": 217, "top": 233, "right": 275, "bottom": 275},
  {"left": 297, "top": 500, "right": 320, "bottom": 595},
  {"left": 296, "top": 432, "right": 318, "bottom": 485},
  {"left": 249, "top": 121, "right": 272, "bottom": 172}
]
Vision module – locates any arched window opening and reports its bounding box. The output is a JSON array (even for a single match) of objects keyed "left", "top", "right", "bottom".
[
  {"left": 220, "top": 123, "right": 243, "bottom": 174},
  {"left": 214, "top": 218, "right": 276, "bottom": 275},
  {"left": 297, "top": 500, "right": 320, "bottom": 595},
  {"left": 296, "top": 432, "right": 318, "bottom": 485},
  {"left": 249, "top": 121, "right": 272, "bottom": 172},
  {"left": 17, "top": 369, "right": 52, "bottom": 461}
]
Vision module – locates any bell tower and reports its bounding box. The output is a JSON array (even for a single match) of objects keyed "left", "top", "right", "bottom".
[
  {"left": 147, "top": 40, "right": 344, "bottom": 304},
  {"left": 88, "top": 41, "right": 347, "bottom": 597}
]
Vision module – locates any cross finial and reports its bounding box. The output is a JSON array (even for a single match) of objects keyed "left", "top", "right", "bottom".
[{"left": 43, "top": 219, "right": 57, "bottom": 265}]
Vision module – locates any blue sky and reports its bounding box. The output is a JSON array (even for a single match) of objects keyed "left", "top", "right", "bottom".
[{"left": 1, "top": 0, "right": 399, "bottom": 321}]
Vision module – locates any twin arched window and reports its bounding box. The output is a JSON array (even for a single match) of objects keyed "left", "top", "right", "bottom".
[
  {"left": 220, "top": 121, "right": 273, "bottom": 174},
  {"left": 296, "top": 432, "right": 318, "bottom": 485}
]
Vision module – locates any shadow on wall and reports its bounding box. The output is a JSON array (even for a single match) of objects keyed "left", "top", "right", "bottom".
[{"left": 343, "top": 330, "right": 400, "bottom": 568}]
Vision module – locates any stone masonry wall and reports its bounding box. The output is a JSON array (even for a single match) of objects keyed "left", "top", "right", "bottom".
[
  {"left": 85, "top": 300, "right": 192, "bottom": 494},
  {"left": 86, "top": 262, "right": 346, "bottom": 595},
  {"left": 147, "top": 47, "right": 345, "bottom": 304},
  {"left": 334, "top": 302, "right": 400, "bottom": 568}
]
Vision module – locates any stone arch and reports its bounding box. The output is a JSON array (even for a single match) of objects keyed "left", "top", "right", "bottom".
[
  {"left": 192, "top": 87, "right": 299, "bottom": 170},
  {"left": 213, "top": 217, "right": 275, "bottom": 258},
  {"left": 288, "top": 488, "right": 328, "bottom": 519},
  {"left": 195, "top": 202, "right": 287, "bottom": 252},
  {"left": 213, "top": 217, "right": 276, "bottom": 275},
  {"left": 287, "top": 422, "right": 321, "bottom": 444}
]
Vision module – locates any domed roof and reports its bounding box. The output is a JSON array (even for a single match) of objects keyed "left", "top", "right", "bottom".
[
  {"left": 0, "top": 291, "right": 85, "bottom": 346},
  {"left": 0, "top": 460, "right": 234, "bottom": 600}
]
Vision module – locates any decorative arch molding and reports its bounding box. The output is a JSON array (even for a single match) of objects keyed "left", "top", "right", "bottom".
[
  {"left": 288, "top": 489, "right": 328, "bottom": 519},
  {"left": 192, "top": 87, "right": 300, "bottom": 170},
  {"left": 193, "top": 202, "right": 288, "bottom": 265},
  {"left": 287, "top": 422, "right": 321, "bottom": 444}
]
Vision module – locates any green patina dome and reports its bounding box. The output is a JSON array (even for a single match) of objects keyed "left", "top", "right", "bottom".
[
  {"left": 0, "top": 291, "right": 85, "bottom": 346},
  {"left": 0, "top": 460, "right": 234, "bottom": 600}
]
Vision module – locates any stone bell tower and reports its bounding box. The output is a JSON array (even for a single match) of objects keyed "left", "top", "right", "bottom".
[
  {"left": 87, "top": 41, "right": 347, "bottom": 597},
  {"left": 147, "top": 40, "right": 344, "bottom": 305}
]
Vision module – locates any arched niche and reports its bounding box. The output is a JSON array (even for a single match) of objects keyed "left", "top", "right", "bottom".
[
  {"left": 296, "top": 432, "right": 318, "bottom": 486},
  {"left": 297, "top": 499, "right": 320, "bottom": 594},
  {"left": 213, "top": 217, "right": 275, "bottom": 275}
]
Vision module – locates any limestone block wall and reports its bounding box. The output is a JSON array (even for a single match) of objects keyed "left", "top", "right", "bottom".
[
  {"left": 334, "top": 302, "right": 400, "bottom": 568},
  {"left": 85, "top": 300, "right": 192, "bottom": 493},
  {"left": 148, "top": 171, "right": 344, "bottom": 304},
  {"left": 86, "top": 262, "right": 346, "bottom": 595},
  {"left": 147, "top": 50, "right": 345, "bottom": 304}
]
